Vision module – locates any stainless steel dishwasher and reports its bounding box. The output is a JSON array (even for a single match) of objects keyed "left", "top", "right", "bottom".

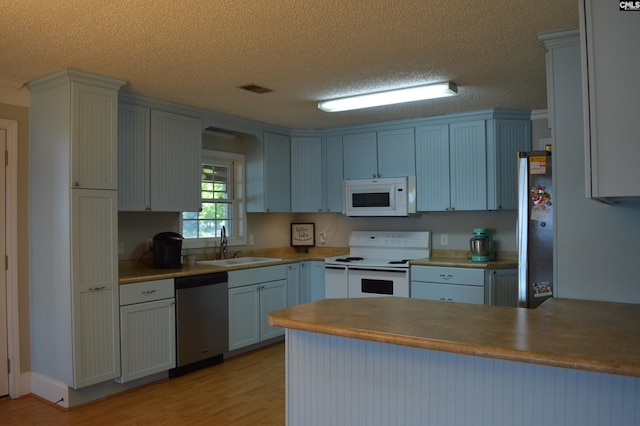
[{"left": 169, "top": 272, "right": 228, "bottom": 377}]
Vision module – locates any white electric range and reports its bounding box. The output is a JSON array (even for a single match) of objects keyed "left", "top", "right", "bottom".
[{"left": 325, "top": 231, "right": 431, "bottom": 298}]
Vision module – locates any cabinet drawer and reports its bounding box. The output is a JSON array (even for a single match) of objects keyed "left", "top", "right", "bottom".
[
  {"left": 120, "top": 278, "right": 174, "bottom": 305},
  {"left": 411, "top": 266, "right": 484, "bottom": 286},
  {"left": 228, "top": 265, "right": 287, "bottom": 288},
  {"left": 411, "top": 282, "right": 484, "bottom": 304}
]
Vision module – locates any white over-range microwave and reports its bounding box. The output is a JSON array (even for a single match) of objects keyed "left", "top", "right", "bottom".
[{"left": 343, "top": 176, "right": 417, "bottom": 216}]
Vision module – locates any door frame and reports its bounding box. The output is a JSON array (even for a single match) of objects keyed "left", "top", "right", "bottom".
[{"left": 1, "top": 119, "right": 21, "bottom": 398}]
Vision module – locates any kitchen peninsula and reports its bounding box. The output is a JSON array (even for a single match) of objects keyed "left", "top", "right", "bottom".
[{"left": 270, "top": 297, "right": 640, "bottom": 426}]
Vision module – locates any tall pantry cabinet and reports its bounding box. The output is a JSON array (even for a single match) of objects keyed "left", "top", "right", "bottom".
[{"left": 28, "top": 69, "right": 125, "bottom": 391}]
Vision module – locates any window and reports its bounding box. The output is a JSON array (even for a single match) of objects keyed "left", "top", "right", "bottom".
[{"left": 181, "top": 150, "right": 245, "bottom": 248}]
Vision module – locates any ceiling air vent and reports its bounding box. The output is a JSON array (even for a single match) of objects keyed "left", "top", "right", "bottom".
[{"left": 239, "top": 84, "right": 273, "bottom": 94}]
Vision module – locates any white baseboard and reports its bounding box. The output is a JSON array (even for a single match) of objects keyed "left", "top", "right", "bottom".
[{"left": 30, "top": 372, "right": 70, "bottom": 408}]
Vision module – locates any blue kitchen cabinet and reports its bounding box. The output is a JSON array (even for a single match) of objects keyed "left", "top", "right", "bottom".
[
  {"left": 376, "top": 128, "right": 416, "bottom": 177},
  {"left": 290, "top": 135, "right": 344, "bottom": 213},
  {"left": 415, "top": 121, "right": 487, "bottom": 211},
  {"left": 117, "top": 105, "right": 202, "bottom": 212},
  {"left": 308, "top": 261, "right": 326, "bottom": 302},
  {"left": 449, "top": 120, "right": 487, "bottom": 211},
  {"left": 287, "top": 263, "right": 301, "bottom": 306},
  {"left": 228, "top": 265, "right": 287, "bottom": 350},
  {"left": 291, "top": 137, "right": 323, "bottom": 212},
  {"left": 487, "top": 119, "right": 531, "bottom": 210},
  {"left": 343, "top": 129, "right": 415, "bottom": 179},
  {"left": 342, "top": 132, "right": 378, "bottom": 179},
  {"left": 247, "top": 132, "right": 291, "bottom": 212},
  {"left": 415, "top": 124, "right": 450, "bottom": 211},
  {"left": 411, "top": 266, "right": 485, "bottom": 304},
  {"left": 324, "top": 135, "right": 344, "bottom": 213}
]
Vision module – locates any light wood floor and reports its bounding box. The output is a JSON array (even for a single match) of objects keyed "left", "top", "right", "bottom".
[{"left": 0, "top": 342, "right": 285, "bottom": 425}]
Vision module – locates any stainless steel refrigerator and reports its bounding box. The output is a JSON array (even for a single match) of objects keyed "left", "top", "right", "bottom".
[{"left": 517, "top": 151, "right": 553, "bottom": 308}]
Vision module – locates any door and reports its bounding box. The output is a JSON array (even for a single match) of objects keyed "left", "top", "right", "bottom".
[{"left": 0, "top": 129, "right": 8, "bottom": 396}]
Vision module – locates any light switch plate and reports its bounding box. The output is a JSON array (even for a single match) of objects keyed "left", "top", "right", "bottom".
[{"left": 440, "top": 234, "right": 448, "bottom": 245}]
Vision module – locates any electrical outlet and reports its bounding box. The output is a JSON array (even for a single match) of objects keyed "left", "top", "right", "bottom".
[
  {"left": 118, "top": 241, "right": 124, "bottom": 255},
  {"left": 248, "top": 234, "right": 255, "bottom": 245},
  {"left": 440, "top": 234, "right": 448, "bottom": 246}
]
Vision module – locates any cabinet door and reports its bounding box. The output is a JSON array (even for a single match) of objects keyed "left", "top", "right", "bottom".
[
  {"left": 485, "top": 269, "right": 518, "bottom": 307},
  {"left": 377, "top": 128, "right": 415, "bottom": 177},
  {"left": 264, "top": 132, "right": 291, "bottom": 212},
  {"left": 343, "top": 132, "right": 378, "bottom": 179},
  {"left": 299, "top": 262, "right": 311, "bottom": 304},
  {"left": 487, "top": 119, "right": 531, "bottom": 210},
  {"left": 228, "top": 284, "right": 260, "bottom": 350},
  {"left": 71, "top": 83, "right": 119, "bottom": 190},
  {"left": 287, "top": 263, "right": 300, "bottom": 307},
  {"left": 118, "top": 104, "right": 150, "bottom": 211},
  {"left": 260, "top": 279, "right": 287, "bottom": 341},
  {"left": 72, "top": 189, "right": 118, "bottom": 292},
  {"left": 119, "top": 298, "right": 176, "bottom": 383},
  {"left": 150, "top": 110, "right": 202, "bottom": 212},
  {"left": 415, "top": 125, "right": 451, "bottom": 211},
  {"left": 309, "top": 261, "right": 326, "bottom": 302},
  {"left": 449, "top": 121, "right": 487, "bottom": 211},
  {"left": 74, "top": 287, "right": 120, "bottom": 388},
  {"left": 324, "top": 136, "right": 344, "bottom": 213},
  {"left": 291, "top": 137, "right": 323, "bottom": 212},
  {"left": 71, "top": 189, "right": 120, "bottom": 388},
  {"left": 582, "top": 0, "right": 640, "bottom": 199}
]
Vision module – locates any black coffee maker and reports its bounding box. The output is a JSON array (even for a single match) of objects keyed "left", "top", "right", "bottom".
[{"left": 153, "top": 232, "right": 183, "bottom": 269}]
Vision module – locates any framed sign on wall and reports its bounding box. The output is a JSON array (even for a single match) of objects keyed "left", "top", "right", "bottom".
[{"left": 291, "top": 223, "right": 315, "bottom": 248}]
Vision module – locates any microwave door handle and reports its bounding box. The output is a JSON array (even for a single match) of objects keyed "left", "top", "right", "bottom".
[{"left": 390, "top": 184, "right": 396, "bottom": 209}]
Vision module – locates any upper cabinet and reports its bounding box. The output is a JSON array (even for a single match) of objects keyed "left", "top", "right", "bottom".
[
  {"left": 416, "top": 115, "right": 530, "bottom": 212},
  {"left": 580, "top": 0, "right": 640, "bottom": 202},
  {"left": 487, "top": 119, "right": 531, "bottom": 210},
  {"left": 29, "top": 69, "right": 121, "bottom": 190},
  {"left": 118, "top": 104, "right": 202, "bottom": 212},
  {"left": 416, "top": 121, "right": 487, "bottom": 211},
  {"left": 290, "top": 135, "right": 344, "bottom": 213},
  {"left": 247, "top": 132, "right": 291, "bottom": 212},
  {"left": 291, "top": 136, "right": 323, "bottom": 212},
  {"left": 343, "top": 128, "right": 415, "bottom": 179}
]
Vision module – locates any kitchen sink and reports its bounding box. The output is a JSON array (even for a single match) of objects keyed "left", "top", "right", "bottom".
[{"left": 197, "top": 257, "right": 282, "bottom": 267}]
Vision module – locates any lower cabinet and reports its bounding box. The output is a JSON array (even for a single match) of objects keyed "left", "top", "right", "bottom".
[
  {"left": 288, "top": 261, "right": 326, "bottom": 306},
  {"left": 484, "top": 268, "right": 518, "bottom": 307},
  {"left": 228, "top": 265, "right": 287, "bottom": 351},
  {"left": 411, "top": 266, "right": 485, "bottom": 304},
  {"left": 118, "top": 279, "right": 176, "bottom": 383}
]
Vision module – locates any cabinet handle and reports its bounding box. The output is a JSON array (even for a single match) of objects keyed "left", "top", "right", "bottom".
[
  {"left": 88, "top": 286, "right": 106, "bottom": 291},
  {"left": 145, "top": 206, "right": 151, "bottom": 211},
  {"left": 73, "top": 181, "right": 80, "bottom": 187},
  {"left": 439, "top": 297, "right": 454, "bottom": 301},
  {"left": 440, "top": 274, "right": 453, "bottom": 280},
  {"left": 142, "top": 289, "right": 157, "bottom": 295}
]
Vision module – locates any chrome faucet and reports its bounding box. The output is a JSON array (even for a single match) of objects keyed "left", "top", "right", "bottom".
[{"left": 220, "top": 225, "right": 228, "bottom": 259}]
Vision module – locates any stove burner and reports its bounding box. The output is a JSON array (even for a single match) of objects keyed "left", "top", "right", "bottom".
[
  {"left": 335, "top": 257, "right": 364, "bottom": 262},
  {"left": 388, "top": 259, "right": 411, "bottom": 265}
]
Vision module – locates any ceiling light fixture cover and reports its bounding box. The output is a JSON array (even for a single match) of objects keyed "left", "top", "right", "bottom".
[{"left": 318, "top": 81, "right": 458, "bottom": 112}]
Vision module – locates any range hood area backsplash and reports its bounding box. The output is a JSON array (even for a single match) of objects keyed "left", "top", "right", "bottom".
[{"left": 118, "top": 210, "right": 518, "bottom": 261}]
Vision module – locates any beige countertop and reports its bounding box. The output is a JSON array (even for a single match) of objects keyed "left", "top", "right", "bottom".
[
  {"left": 269, "top": 297, "right": 640, "bottom": 378},
  {"left": 118, "top": 249, "right": 518, "bottom": 284}
]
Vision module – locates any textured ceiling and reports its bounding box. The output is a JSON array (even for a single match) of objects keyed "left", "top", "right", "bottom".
[{"left": 1, "top": 0, "right": 578, "bottom": 129}]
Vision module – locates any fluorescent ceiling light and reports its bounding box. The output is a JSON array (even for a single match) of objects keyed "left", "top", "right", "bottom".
[{"left": 318, "top": 81, "right": 458, "bottom": 113}]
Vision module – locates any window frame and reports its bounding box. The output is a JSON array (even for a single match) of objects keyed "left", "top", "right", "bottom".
[{"left": 181, "top": 149, "right": 246, "bottom": 250}]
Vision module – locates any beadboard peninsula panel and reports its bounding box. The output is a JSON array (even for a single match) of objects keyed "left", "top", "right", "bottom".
[{"left": 286, "top": 329, "right": 639, "bottom": 426}]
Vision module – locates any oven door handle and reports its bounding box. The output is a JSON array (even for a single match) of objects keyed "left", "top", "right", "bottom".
[
  {"left": 348, "top": 267, "right": 408, "bottom": 274},
  {"left": 325, "top": 265, "right": 348, "bottom": 270}
]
